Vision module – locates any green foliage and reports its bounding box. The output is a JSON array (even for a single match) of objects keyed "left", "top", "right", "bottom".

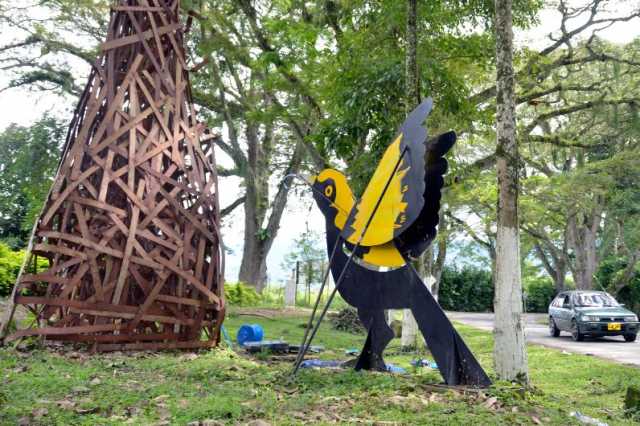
[
  {"left": 597, "top": 257, "right": 640, "bottom": 314},
  {"left": 257, "top": 286, "right": 287, "bottom": 307},
  {"left": 438, "top": 266, "right": 493, "bottom": 312},
  {"left": 0, "top": 243, "right": 24, "bottom": 297},
  {"left": 224, "top": 282, "right": 262, "bottom": 307},
  {"left": 0, "top": 116, "right": 64, "bottom": 247},
  {"left": 0, "top": 243, "right": 48, "bottom": 297},
  {"left": 524, "top": 276, "right": 556, "bottom": 313},
  {"left": 281, "top": 228, "right": 325, "bottom": 291}
]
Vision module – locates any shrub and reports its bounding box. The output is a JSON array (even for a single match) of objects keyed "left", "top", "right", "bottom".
[
  {"left": 0, "top": 243, "right": 25, "bottom": 297},
  {"left": 438, "top": 266, "right": 493, "bottom": 312},
  {"left": 598, "top": 257, "right": 640, "bottom": 315},
  {"left": 224, "top": 282, "right": 261, "bottom": 306},
  {"left": 525, "top": 276, "right": 556, "bottom": 313},
  {"left": 260, "top": 286, "right": 284, "bottom": 306}
]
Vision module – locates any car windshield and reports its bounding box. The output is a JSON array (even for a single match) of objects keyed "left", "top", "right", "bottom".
[{"left": 574, "top": 292, "right": 619, "bottom": 307}]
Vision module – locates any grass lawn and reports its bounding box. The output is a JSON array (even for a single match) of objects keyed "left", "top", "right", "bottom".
[{"left": 1, "top": 308, "right": 639, "bottom": 425}]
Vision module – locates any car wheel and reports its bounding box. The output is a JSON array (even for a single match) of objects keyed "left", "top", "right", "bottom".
[
  {"left": 571, "top": 319, "right": 584, "bottom": 342},
  {"left": 549, "top": 317, "right": 560, "bottom": 337},
  {"left": 624, "top": 334, "right": 637, "bottom": 343}
]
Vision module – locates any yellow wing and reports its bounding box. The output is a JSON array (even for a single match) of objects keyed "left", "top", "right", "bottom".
[
  {"left": 341, "top": 99, "right": 433, "bottom": 247},
  {"left": 343, "top": 134, "right": 409, "bottom": 246}
]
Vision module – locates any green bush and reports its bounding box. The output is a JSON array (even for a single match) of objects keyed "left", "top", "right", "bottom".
[
  {"left": 224, "top": 282, "right": 261, "bottom": 306},
  {"left": 598, "top": 257, "right": 640, "bottom": 315},
  {"left": 0, "top": 243, "right": 25, "bottom": 297},
  {"left": 525, "top": 276, "right": 556, "bottom": 313},
  {"left": 260, "top": 286, "right": 284, "bottom": 306},
  {"left": 438, "top": 266, "right": 493, "bottom": 312}
]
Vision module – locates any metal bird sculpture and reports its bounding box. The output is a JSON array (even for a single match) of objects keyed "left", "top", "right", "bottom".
[{"left": 294, "top": 98, "right": 491, "bottom": 387}]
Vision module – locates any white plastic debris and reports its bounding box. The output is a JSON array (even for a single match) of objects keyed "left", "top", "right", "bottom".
[{"left": 569, "top": 411, "right": 608, "bottom": 426}]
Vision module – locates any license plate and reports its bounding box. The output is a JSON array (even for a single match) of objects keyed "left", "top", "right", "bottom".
[{"left": 608, "top": 323, "right": 621, "bottom": 331}]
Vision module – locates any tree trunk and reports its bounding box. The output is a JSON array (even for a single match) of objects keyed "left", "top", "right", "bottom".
[
  {"left": 237, "top": 113, "right": 305, "bottom": 291},
  {"left": 401, "top": 308, "right": 418, "bottom": 348},
  {"left": 430, "top": 211, "right": 448, "bottom": 301},
  {"left": 238, "top": 237, "right": 268, "bottom": 292},
  {"left": 567, "top": 205, "right": 601, "bottom": 290},
  {"left": 493, "top": 0, "right": 528, "bottom": 383},
  {"left": 569, "top": 226, "right": 598, "bottom": 290},
  {"left": 401, "top": 0, "right": 420, "bottom": 350},
  {"left": 213, "top": 65, "right": 306, "bottom": 293},
  {"left": 238, "top": 122, "right": 270, "bottom": 291}
]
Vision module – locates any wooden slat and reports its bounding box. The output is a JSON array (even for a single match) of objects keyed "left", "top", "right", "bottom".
[
  {"left": 47, "top": 332, "right": 178, "bottom": 343},
  {"left": 69, "top": 194, "right": 127, "bottom": 217},
  {"left": 96, "top": 339, "right": 217, "bottom": 352},
  {"left": 6, "top": 324, "right": 124, "bottom": 342},
  {"left": 155, "top": 256, "right": 220, "bottom": 305},
  {"left": 101, "top": 23, "right": 181, "bottom": 51}
]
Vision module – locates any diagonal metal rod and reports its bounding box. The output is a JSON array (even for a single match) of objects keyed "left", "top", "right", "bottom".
[
  {"left": 292, "top": 146, "right": 408, "bottom": 375},
  {"left": 283, "top": 174, "right": 346, "bottom": 370},
  {"left": 291, "top": 235, "right": 341, "bottom": 369}
]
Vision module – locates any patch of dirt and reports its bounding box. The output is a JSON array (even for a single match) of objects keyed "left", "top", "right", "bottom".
[{"left": 0, "top": 297, "right": 28, "bottom": 325}]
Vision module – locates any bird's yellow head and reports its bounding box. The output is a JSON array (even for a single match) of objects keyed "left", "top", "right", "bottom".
[{"left": 310, "top": 169, "right": 355, "bottom": 230}]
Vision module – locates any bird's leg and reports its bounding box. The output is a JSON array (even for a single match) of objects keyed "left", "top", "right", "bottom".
[{"left": 355, "top": 308, "right": 394, "bottom": 372}]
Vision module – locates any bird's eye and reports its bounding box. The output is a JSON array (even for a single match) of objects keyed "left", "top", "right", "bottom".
[{"left": 324, "top": 185, "right": 334, "bottom": 198}]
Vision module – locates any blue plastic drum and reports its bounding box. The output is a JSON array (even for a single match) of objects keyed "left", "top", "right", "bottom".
[{"left": 236, "top": 324, "right": 264, "bottom": 346}]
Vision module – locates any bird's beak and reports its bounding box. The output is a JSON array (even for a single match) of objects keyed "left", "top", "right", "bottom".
[{"left": 301, "top": 173, "right": 316, "bottom": 185}]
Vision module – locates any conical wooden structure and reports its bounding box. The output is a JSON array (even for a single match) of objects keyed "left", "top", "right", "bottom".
[{"left": 0, "top": 0, "right": 225, "bottom": 351}]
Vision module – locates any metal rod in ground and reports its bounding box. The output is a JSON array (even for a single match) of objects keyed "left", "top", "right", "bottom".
[
  {"left": 292, "top": 147, "right": 408, "bottom": 375},
  {"left": 292, "top": 237, "right": 341, "bottom": 369},
  {"left": 283, "top": 173, "right": 345, "bottom": 370}
]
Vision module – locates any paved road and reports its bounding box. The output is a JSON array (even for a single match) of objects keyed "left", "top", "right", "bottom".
[{"left": 447, "top": 311, "right": 640, "bottom": 367}]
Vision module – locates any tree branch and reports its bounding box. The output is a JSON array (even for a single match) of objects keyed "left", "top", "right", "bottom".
[
  {"left": 264, "top": 141, "right": 305, "bottom": 249},
  {"left": 220, "top": 196, "right": 246, "bottom": 217},
  {"left": 446, "top": 212, "right": 492, "bottom": 250}
]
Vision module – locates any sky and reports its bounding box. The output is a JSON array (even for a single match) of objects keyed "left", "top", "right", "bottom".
[{"left": 0, "top": 0, "right": 639, "bottom": 285}]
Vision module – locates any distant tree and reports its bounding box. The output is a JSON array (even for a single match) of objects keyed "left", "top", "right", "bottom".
[
  {"left": 0, "top": 116, "right": 64, "bottom": 248},
  {"left": 282, "top": 228, "right": 325, "bottom": 304}
]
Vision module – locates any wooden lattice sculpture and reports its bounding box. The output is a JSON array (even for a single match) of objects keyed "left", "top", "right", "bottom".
[{"left": 0, "top": 0, "right": 225, "bottom": 351}]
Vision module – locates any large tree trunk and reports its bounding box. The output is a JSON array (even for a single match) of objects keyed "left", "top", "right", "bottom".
[
  {"left": 238, "top": 122, "right": 270, "bottom": 291},
  {"left": 213, "top": 62, "right": 307, "bottom": 293},
  {"left": 238, "top": 238, "right": 268, "bottom": 291},
  {"left": 493, "top": 0, "right": 528, "bottom": 383},
  {"left": 400, "top": 0, "right": 420, "bottom": 350},
  {"left": 237, "top": 118, "right": 305, "bottom": 291},
  {"left": 567, "top": 206, "right": 601, "bottom": 290}
]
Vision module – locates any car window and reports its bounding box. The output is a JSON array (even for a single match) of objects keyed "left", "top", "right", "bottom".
[{"left": 573, "top": 292, "right": 619, "bottom": 307}]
